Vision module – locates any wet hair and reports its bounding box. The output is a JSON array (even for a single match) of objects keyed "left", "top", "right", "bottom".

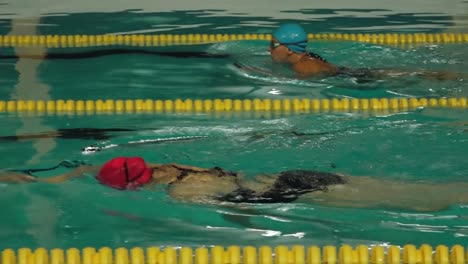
[{"left": 219, "top": 170, "right": 346, "bottom": 203}]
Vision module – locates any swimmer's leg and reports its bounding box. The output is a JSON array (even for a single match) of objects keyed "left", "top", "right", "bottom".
[
  {"left": 413, "top": 70, "right": 465, "bottom": 81},
  {"left": 339, "top": 66, "right": 465, "bottom": 82}
]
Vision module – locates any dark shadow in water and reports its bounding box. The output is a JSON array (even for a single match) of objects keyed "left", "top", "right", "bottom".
[
  {"left": 0, "top": 128, "right": 140, "bottom": 141},
  {"left": 0, "top": 49, "right": 230, "bottom": 60}
]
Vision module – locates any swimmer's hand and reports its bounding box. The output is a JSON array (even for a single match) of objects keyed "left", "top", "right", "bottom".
[{"left": 0, "top": 165, "right": 98, "bottom": 184}]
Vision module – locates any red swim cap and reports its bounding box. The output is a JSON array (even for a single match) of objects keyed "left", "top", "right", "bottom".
[{"left": 96, "top": 157, "right": 153, "bottom": 190}]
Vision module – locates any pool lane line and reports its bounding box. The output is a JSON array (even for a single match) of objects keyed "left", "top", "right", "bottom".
[
  {"left": 1, "top": 32, "right": 467, "bottom": 48},
  {"left": 0, "top": 97, "right": 466, "bottom": 115}
]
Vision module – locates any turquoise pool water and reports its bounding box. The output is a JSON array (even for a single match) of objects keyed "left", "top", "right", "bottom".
[{"left": 1, "top": 4, "right": 468, "bottom": 250}]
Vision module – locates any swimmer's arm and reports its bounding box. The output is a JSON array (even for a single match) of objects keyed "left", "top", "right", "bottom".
[
  {"left": 0, "top": 165, "right": 102, "bottom": 184},
  {"left": 37, "top": 165, "right": 101, "bottom": 183},
  {"left": 0, "top": 173, "right": 38, "bottom": 183}
]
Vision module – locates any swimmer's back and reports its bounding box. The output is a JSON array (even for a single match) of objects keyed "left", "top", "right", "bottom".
[
  {"left": 166, "top": 167, "right": 241, "bottom": 202},
  {"left": 293, "top": 56, "right": 339, "bottom": 78}
]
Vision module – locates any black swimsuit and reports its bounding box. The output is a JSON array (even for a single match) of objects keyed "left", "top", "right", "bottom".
[
  {"left": 218, "top": 170, "right": 346, "bottom": 203},
  {"left": 170, "top": 165, "right": 346, "bottom": 203},
  {"left": 308, "top": 52, "right": 328, "bottom": 62}
]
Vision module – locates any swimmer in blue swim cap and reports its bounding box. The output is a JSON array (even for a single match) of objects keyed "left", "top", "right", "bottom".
[
  {"left": 270, "top": 23, "right": 339, "bottom": 78},
  {"left": 269, "top": 23, "right": 464, "bottom": 81}
]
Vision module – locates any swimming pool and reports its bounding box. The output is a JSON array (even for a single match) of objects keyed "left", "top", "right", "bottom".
[{"left": 1, "top": 0, "right": 468, "bottom": 255}]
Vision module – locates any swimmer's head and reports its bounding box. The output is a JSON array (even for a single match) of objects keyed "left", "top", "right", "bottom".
[
  {"left": 272, "top": 23, "right": 308, "bottom": 53},
  {"left": 96, "top": 157, "right": 153, "bottom": 190}
]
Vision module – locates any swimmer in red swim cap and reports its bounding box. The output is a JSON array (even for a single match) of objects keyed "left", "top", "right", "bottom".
[
  {"left": 95, "top": 157, "right": 153, "bottom": 190},
  {"left": 1, "top": 156, "right": 468, "bottom": 212}
]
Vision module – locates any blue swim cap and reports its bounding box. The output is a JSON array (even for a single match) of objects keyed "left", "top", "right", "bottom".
[{"left": 272, "top": 23, "right": 308, "bottom": 53}]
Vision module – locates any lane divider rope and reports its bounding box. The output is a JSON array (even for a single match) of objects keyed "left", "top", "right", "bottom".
[
  {"left": 1, "top": 33, "right": 467, "bottom": 48},
  {"left": 0, "top": 97, "right": 466, "bottom": 115},
  {"left": 1, "top": 244, "right": 466, "bottom": 264}
]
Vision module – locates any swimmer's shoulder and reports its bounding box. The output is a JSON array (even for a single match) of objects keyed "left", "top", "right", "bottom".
[{"left": 293, "top": 57, "right": 339, "bottom": 77}]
